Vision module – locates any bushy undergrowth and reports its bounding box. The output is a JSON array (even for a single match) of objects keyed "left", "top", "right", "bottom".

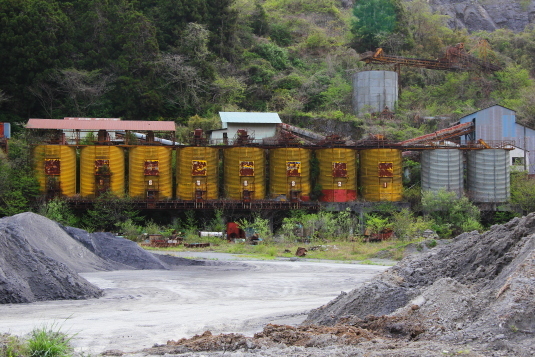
[{"left": 1, "top": 324, "right": 73, "bottom": 357}]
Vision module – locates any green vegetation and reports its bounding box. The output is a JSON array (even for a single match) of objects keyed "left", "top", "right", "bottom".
[
  {"left": 0, "top": 324, "right": 73, "bottom": 357},
  {"left": 1, "top": 0, "right": 535, "bottom": 244}
]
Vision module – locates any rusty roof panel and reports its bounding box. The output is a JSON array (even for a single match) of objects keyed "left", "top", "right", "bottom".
[{"left": 26, "top": 118, "right": 176, "bottom": 131}]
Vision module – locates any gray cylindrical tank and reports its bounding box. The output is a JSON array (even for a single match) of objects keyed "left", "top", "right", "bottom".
[
  {"left": 467, "top": 149, "right": 510, "bottom": 203},
  {"left": 421, "top": 149, "right": 464, "bottom": 197},
  {"left": 352, "top": 70, "right": 398, "bottom": 114}
]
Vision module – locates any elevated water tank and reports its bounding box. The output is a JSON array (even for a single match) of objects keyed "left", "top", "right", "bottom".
[
  {"left": 129, "top": 146, "right": 173, "bottom": 199},
  {"left": 34, "top": 145, "right": 77, "bottom": 197},
  {"left": 316, "top": 148, "right": 357, "bottom": 202},
  {"left": 269, "top": 148, "right": 311, "bottom": 201},
  {"left": 467, "top": 149, "right": 510, "bottom": 203},
  {"left": 177, "top": 146, "right": 219, "bottom": 200},
  {"left": 360, "top": 149, "right": 403, "bottom": 202},
  {"left": 353, "top": 70, "right": 398, "bottom": 114},
  {"left": 80, "top": 146, "right": 125, "bottom": 198},
  {"left": 224, "top": 147, "right": 265, "bottom": 200},
  {"left": 421, "top": 149, "right": 464, "bottom": 197}
]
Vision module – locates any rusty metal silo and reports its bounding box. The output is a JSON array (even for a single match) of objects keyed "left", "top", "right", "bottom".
[
  {"left": 467, "top": 149, "right": 510, "bottom": 203},
  {"left": 129, "top": 146, "right": 173, "bottom": 199},
  {"left": 224, "top": 147, "right": 265, "bottom": 201},
  {"left": 316, "top": 148, "right": 357, "bottom": 202},
  {"left": 34, "top": 145, "right": 77, "bottom": 197},
  {"left": 177, "top": 146, "right": 219, "bottom": 200},
  {"left": 269, "top": 148, "right": 311, "bottom": 201},
  {"left": 421, "top": 149, "right": 464, "bottom": 197},
  {"left": 360, "top": 148, "right": 402, "bottom": 202},
  {"left": 80, "top": 146, "right": 125, "bottom": 198}
]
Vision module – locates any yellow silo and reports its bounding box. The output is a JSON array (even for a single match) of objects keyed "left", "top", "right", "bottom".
[
  {"left": 269, "top": 148, "right": 311, "bottom": 201},
  {"left": 223, "top": 147, "right": 265, "bottom": 200},
  {"left": 80, "top": 146, "right": 125, "bottom": 198},
  {"left": 360, "top": 148, "right": 402, "bottom": 202},
  {"left": 316, "top": 148, "right": 357, "bottom": 202},
  {"left": 129, "top": 146, "right": 173, "bottom": 199},
  {"left": 34, "top": 145, "right": 77, "bottom": 197},
  {"left": 177, "top": 146, "right": 219, "bottom": 200}
]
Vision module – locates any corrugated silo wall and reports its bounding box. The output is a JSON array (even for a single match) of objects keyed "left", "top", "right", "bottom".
[
  {"left": 223, "top": 147, "right": 265, "bottom": 200},
  {"left": 421, "top": 149, "right": 464, "bottom": 197},
  {"left": 467, "top": 149, "right": 510, "bottom": 203},
  {"left": 360, "top": 148, "right": 403, "bottom": 202},
  {"left": 34, "top": 145, "right": 77, "bottom": 197},
  {"left": 353, "top": 70, "right": 398, "bottom": 114},
  {"left": 316, "top": 148, "right": 357, "bottom": 202},
  {"left": 80, "top": 146, "right": 125, "bottom": 198},
  {"left": 177, "top": 146, "right": 219, "bottom": 200},
  {"left": 129, "top": 146, "right": 173, "bottom": 199},
  {"left": 269, "top": 148, "right": 311, "bottom": 201}
]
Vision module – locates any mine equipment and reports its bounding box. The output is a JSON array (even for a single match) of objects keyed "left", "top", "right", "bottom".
[
  {"left": 177, "top": 146, "right": 219, "bottom": 201},
  {"left": 421, "top": 149, "right": 464, "bottom": 197},
  {"left": 360, "top": 43, "right": 502, "bottom": 73},
  {"left": 80, "top": 146, "right": 125, "bottom": 198},
  {"left": 359, "top": 148, "right": 403, "bottom": 202},
  {"left": 316, "top": 148, "right": 357, "bottom": 202},
  {"left": 34, "top": 145, "right": 77, "bottom": 198},
  {"left": 269, "top": 148, "right": 311, "bottom": 202},
  {"left": 467, "top": 149, "right": 510, "bottom": 203},
  {"left": 224, "top": 146, "right": 265, "bottom": 201},
  {"left": 129, "top": 146, "right": 173, "bottom": 200}
]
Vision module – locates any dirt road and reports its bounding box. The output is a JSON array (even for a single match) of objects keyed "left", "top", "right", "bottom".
[{"left": 0, "top": 254, "right": 388, "bottom": 355}]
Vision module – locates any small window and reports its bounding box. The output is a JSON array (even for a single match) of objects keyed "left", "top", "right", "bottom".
[{"left": 512, "top": 157, "right": 525, "bottom": 166}]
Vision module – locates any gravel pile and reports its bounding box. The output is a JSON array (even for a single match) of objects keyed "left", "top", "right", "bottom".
[
  {"left": 304, "top": 213, "right": 535, "bottom": 356},
  {"left": 139, "top": 214, "right": 535, "bottom": 356},
  {"left": 0, "top": 212, "right": 202, "bottom": 304}
]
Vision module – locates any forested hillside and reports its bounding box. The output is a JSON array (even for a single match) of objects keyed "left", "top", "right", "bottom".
[{"left": 1, "top": 0, "right": 535, "bottom": 140}]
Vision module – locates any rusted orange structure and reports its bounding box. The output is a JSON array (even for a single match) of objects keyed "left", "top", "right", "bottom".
[{"left": 316, "top": 148, "right": 357, "bottom": 202}]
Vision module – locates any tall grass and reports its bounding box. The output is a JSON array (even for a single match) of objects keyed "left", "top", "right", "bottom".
[{"left": 0, "top": 324, "right": 74, "bottom": 357}]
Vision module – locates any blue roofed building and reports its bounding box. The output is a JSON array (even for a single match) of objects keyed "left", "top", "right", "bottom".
[
  {"left": 458, "top": 105, "right": 535, "bottom": 174},
  {"left": 209, "top": 112, "right": 282, "bottom": 143}
]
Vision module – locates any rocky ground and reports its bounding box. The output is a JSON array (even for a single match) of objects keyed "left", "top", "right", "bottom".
[
  {"left": 139, "top": 214, "right": 535, "bottom": 356},
  {"left": 1, "top": 212, "right": 534, "bottom": 356}
]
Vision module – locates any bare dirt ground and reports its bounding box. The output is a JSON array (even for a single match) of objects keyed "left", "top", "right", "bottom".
[
  {"left": 2, "top": 212, "right": 535, "bottom": 356},
  {"left": 0, "top": 254, "right": 387, "bottom": 355}
]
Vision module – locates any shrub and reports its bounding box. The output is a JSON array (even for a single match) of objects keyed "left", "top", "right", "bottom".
[{"left": 26, "top": 324, "right": 73, "bottom": 357}]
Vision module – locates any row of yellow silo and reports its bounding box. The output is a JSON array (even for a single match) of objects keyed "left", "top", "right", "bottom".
[{"left": 34, "top": 145, "right": 403, "bottom": 202}]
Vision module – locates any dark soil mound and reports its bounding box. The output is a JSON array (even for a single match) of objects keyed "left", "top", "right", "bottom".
[
  {"left": 0, "top": 212, "right": 205, "bottom": 304},
  {"left": 0, "top": 213, "right": 103, "bottom": 303},
  {"left": 304, "top": 214, "right": 535, "bottom": 356}
]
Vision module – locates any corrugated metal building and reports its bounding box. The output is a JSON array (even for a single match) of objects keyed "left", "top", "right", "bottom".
[
  {"left": 209, "top": 112, "right": 282, "bottom": 143},
  {"left": 458, "top": 105, "right": 535, "bottom": 174}
]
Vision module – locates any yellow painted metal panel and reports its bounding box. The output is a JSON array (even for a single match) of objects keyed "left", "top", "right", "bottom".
[
  {"left": 80, "top": 146, "right": 125, "bottom": 198},
  {"left": 360, "top": 149, "right": 402, "bottom": 202},
  {"left": 316, "top": 148, "right": 357, "bottom": 190},
  {"left": 177, "top": 147, "right": 219, "bottom": 200},
  {"left": 129, "top": 146, "right": 173, "bottom": 199},
  {"left": 224, "top": 147, "right": 265, "bottom": 200},
  {"left": 269, "top": 148, "right": 310, "bottom": 199},
  {"left": 34, "top": 145, "right": 77, "bottom": 197}
]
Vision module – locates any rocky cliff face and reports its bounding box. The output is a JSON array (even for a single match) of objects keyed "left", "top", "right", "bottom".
[{"left": 426, "top": 0, "right": 535, "bottom": 32}]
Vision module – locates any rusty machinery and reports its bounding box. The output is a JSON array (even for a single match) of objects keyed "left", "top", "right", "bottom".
[{"left": 360, "top": 42, "right": 502, "bottom": 73}]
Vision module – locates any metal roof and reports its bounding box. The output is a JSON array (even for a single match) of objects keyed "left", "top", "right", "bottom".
[
  {"left": 26, "top": 118, "right": 176, "bottom": 131},
  {"left": 219, "top": 112, "right": 281, "bottom": 129}
]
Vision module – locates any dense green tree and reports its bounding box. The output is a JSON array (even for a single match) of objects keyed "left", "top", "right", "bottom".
[
  {"left": 0, "top": 0, "right": 72, "bottom": 120},
  {"left": 351, "top": 0, "right": 401, "bottom": 51}
]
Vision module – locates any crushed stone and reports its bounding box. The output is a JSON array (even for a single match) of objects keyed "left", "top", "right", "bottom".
[{"left": 0, "top": 212, "right": 205, "bottom": 304}]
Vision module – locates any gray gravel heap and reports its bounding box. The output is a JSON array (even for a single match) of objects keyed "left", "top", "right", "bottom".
[
  {"left": 304, "top": 213, "right": 535, "bottom": 356},
  {"left": 0, "top": 212, "right": 202, "bottom": 304}
]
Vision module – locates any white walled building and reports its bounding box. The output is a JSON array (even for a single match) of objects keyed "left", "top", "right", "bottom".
[{"left": 209, "top": 112, "right": 282, "bottom": 143}]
